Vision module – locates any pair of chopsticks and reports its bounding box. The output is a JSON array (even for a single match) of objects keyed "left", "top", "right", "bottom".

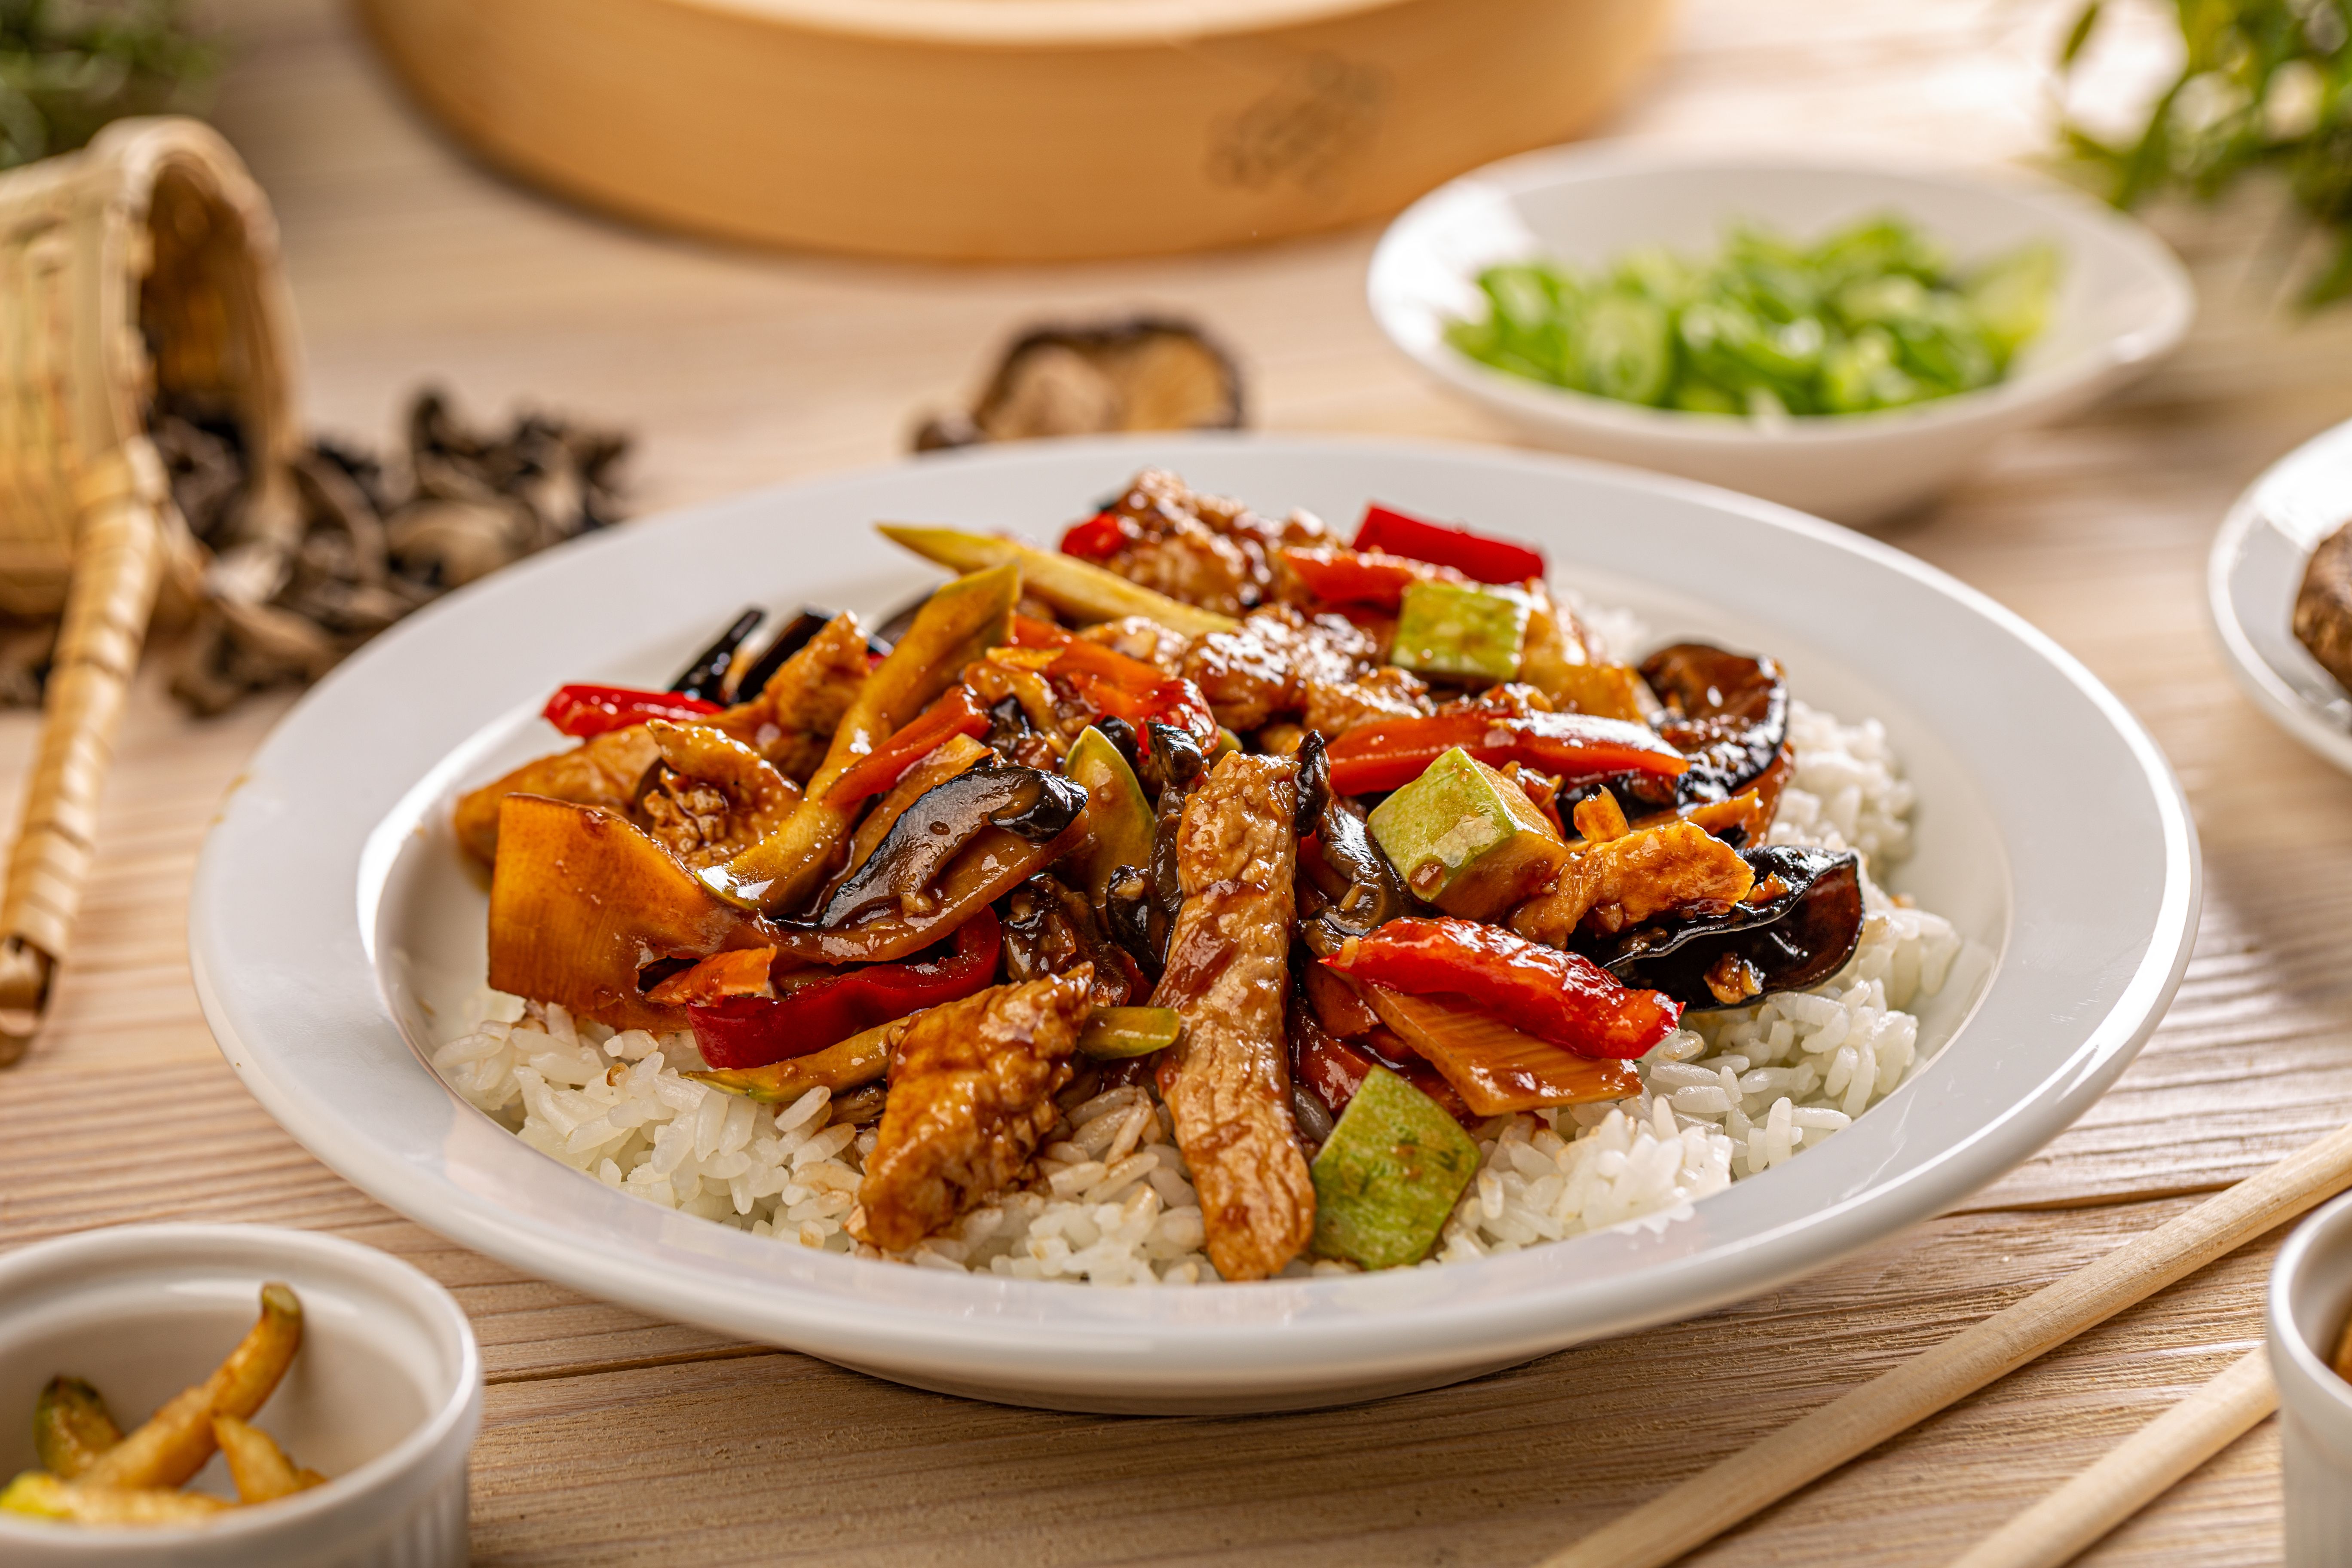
[{"left": 1543, "top": 1121, "right": 2352, "bottom": 1568}]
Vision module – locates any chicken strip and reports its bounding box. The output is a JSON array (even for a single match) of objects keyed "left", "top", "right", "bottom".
[
  {"left": 1150, "top": 751, "right": 1314, "bottom": 1281},
  {"left": 1509, "top": 820, "right": 1755, "bottom": 946},
  {"left": 453, "top": 725, "right": 659, "bottom": 865},
  {"left": 1089, "top": 468, "right": 1330, "bottom": 616},
  {"left": 451, "top": 612, "right": 867, "bottom": 866},
  {"left": 712, "top": 611, "right": 871, "bottom": 782},
  {"left": 1181, "top": 606, "right": 1381, "bottom": 732},
  {"left": 850, "top": 969, "right": 1092, "bottom": 1252}
]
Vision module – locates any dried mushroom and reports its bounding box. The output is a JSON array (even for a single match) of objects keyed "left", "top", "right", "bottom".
[
  {"left": 914, "top": 317, "right": 1245, "bottom": 451},
  {"left": 2294, "top": 520, "right": 2352, "bottom": 696},
  {"left": 149, "top": 387, "right": 627, "bottom": 715}
]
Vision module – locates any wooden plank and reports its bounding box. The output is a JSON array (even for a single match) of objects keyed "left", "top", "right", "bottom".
[{"left": 457, "top": 1197, "right": 2285, "bottom": 1566}]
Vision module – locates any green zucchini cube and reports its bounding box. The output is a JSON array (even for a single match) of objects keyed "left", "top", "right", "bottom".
[
  {"left": 1389, "top": 580, "right": 1532, "bottom": 684},
  {"left": 1366, "top": 746, "right": 1568, "bottom": 919},
  {"left": 1311, "top": 1067, "right": 1482, "bottom": 1270}
]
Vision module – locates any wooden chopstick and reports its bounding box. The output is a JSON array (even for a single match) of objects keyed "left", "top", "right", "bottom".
[
  {"left": 1542, "top": 1121, "right": 2352, "bottom": 1568},
  {"left": 1946, "top": 1347, "right": 2275, "bottom": 1568}
]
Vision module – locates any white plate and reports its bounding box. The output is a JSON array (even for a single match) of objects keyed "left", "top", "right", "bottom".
[
  {"left": 2208, "top": 418, "right": 2352, "bottom": 775},
  {"left": 191, "top": 435, "right": 2198, "bottom": 1414},
  {"left": 1368, "top": 145, "right": 2195, "bottom": 524}
]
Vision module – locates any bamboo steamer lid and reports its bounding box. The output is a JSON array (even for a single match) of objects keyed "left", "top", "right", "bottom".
[
  {"left": 356, "top": 0, "right": 1672, "bottom": 262},
  {"left": 0, "top": 117, "right": 300, "bottom": 1061}
]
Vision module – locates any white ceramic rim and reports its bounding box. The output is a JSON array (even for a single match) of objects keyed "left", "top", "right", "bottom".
[
  {"left": 2206, "top": 420, "right": 2352, "bottom": 777},
  {"left": 1366, "top": 143, "right": 2196, "bottom": 449},
  {"left": 2269, "top": 1190, "right": 2352, "bottom": 1424},
  {"left": 0, "top": 1223, "right": 482, "bottom": 1550},
  {"left": 188, "top": 433, "right": 2199, "bottom": 1404}
]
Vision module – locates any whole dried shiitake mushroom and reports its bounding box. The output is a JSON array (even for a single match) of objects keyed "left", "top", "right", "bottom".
[{"left": 915, "top": 317, "right": 1245, "bottom": 451}]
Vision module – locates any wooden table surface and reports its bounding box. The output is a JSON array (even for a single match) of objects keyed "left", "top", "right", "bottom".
[{"left": 9, "top": 0, "right": 2352, "bottom": 1561}]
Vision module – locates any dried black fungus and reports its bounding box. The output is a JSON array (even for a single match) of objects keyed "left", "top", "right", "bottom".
[{"left": 1590, "top": 846, "right": 1865, "bottom": 1011}]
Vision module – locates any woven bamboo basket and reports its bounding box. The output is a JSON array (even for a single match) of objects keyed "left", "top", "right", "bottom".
[{"left": 0, "top": 117, "right": 300, "bottom": 1063}]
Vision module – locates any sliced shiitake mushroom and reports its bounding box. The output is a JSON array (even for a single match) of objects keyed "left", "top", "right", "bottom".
[{"left": 813, "top": 761, "right": 1086, "bottom": 928}]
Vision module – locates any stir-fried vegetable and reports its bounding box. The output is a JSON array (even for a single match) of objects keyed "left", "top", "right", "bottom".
[
  {"left": 1077, "top": 1006, "right": 1184, "bottom": 1059},
  {"left": 710, "top": 563, "right": 1020, "bottom": 914},
  {"left": 1325, "top": 916, "right": 1681, "bottom": 1060},
  {"left": 1354, "top": 502, "right": 1547, "bottom": 583},
  {"left": 1309, "top": 1066, "right": 1482, "bottom": 1270},
  {"left": 1388, "top": 580, "right": 1533, "bottom": 684},
  {"left": 822, "top": 686, "right": 993, "bottom": 808},
  {"left": 541, "top": 683, "right": 720, "bottom": 738},
  {"left": 877, "top": 523, "right": 1240, "bottom": 638},
  {"left": 32, "top": 1378, "right": 121, "bottom": 1480},
  {"left": 1065, "top": 726, "right": 1156, "bottom": 906},
  {"left": 1446, "top": 215, "right": 2059, "bottom": 418},
  {"left": 459, "top": 467, "right": 1903, "bottom": 1277},
  {"left": 1366, "top": 746, "right": 1568, "bottom": 920},
  {"left": 1323, "top": 710, "right": 1689, "bottom": 796},
  {"left": 661, "top": 909, "right": 1004, "bottom": 1070}
]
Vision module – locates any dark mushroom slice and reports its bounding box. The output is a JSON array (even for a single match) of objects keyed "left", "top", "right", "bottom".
[
  {"left": 670, "top": 607, "right": 765, "bottom": 703},
  {"left": 1293, "top": 730, "right": 1407, "bottom": 948},
  {"left": 913, "top": 317, "right": 1246, "bottom": 451},
  {"left": 1638, "top": 643, "right": 1790, "bottom": 807},
  {"left": 1103, "top": 864, "right": 1162, "bottom": 982},
  {"left": 1145, "top": 721, "right": 1208, "bottom": 943},
  {"left": 1586, "top": 846, "right": 1865, "bottom": 1011},
  {"left": 1001, "top": 873, "right": 1133, "bottom": 1008},
  {"left": 734, "top": 606, "right": 853, "bottom": 701},
  {"left": 812, "top": 762, "right": 1086, "bottom": 928}
]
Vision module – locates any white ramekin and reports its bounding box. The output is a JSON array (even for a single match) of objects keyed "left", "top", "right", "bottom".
[
  {"left": 0, "top": 1223, "right": 481, "bottom": 1568},
  {"left": 2269, "top": 1189, "right": 2352, "bottom": 1566}
]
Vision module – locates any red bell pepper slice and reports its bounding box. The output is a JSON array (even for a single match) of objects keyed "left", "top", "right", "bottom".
[
  {"left": 824, "top": 685, "right": 993, "bottom": 808},
  {"left": 686, "top": 906, "right": 1001, "bottom": 1070},
  {"left": 1278, "top": 546, "right": 1456, "bottom": 611},
  {"left": 1354, "top": 503, "right": 1546, "bottom": 585},
  {"left": 1060, "top": 511, "right": 1133, "bottom": 560},
  {"left": 1324, "top": 711, "right": 1689, "bottom": 796},
  {"left": 1009, "top": 615, "right": 1217, "bottom": 745},
  {"left": 542, "top": 683, "right": 720, "bottom": 738},
  {"left": 1324, "top": 916, "right": 1680, "bottom": 1060}
]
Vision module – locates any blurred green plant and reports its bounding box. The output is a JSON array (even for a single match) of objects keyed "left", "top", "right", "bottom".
[
  {"left": 0, "top": 0, "right": 214, "bottom": 171},
  {"left": 2060, "top": 0, "right": 2352, "bottom": 305}
]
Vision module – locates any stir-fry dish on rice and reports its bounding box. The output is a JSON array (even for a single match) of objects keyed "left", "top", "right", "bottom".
[{"left": 435, "top": 470, "right": 1963, "bottom": 1283}]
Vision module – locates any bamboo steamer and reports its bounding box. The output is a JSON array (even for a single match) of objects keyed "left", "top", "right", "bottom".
[
  {"left": 357, "top": 0, "right": 1672, "bottom": 262},
  {"left": 0, "top": 118, "right": 300, "bottom": 1062}
]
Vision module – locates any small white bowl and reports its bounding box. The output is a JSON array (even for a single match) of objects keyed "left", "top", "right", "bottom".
[
  {"left": 1367, "top": 144, "right": 2195, "bottom": 524},
  {"left": 2269, "top": 1190, "right": 2352, "bottom": 1566},
  {"left": 0, "top": 1225, "right": 481, "bottom": 1568}
]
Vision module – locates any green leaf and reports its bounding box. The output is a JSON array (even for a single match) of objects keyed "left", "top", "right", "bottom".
[{"left": 2060, "top": 2, "right": 2103, "bottom": 71}]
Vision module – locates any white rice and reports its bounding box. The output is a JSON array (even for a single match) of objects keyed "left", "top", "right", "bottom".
[{"left": 433, "top": 696, "right": 1961, "bottom": 1282}]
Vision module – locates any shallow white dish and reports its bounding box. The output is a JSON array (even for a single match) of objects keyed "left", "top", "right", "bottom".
[
  {"left": 0, "top": 1224, "right": 481, "bottom": 1568},
  {"left": 2207, "top": 417, "right": 2352, "bottom": 775},
  {"left": 191, "top": 435, "right": 2198, "bottom": 1415},
  {"left": 1367, "top": 145, "right": 2195, "bottom": 524}
]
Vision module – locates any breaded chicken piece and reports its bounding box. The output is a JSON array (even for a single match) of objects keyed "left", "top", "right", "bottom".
[{"left": 1509, "top": 820, "right": 1755, "bottom": 945}]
